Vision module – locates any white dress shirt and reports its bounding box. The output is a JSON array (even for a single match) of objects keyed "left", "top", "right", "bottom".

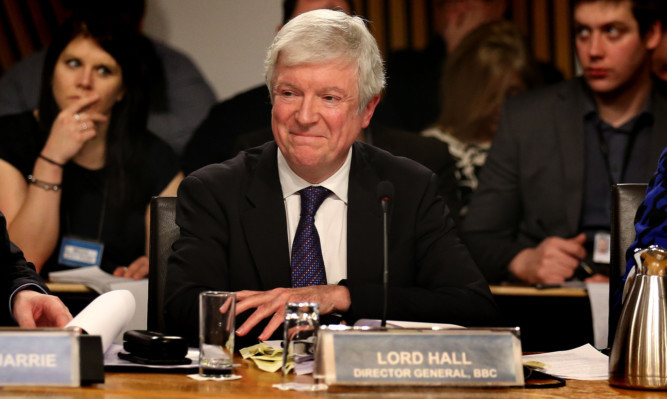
[{"left": 277, "top": 148, "right": 350, "bottom": 284}]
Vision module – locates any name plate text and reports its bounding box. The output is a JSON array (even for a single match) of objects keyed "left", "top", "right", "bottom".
[
  {"left": 316, "top": 327, "right": 523, "bottom": 386},
  {"left": 0, "top": 329, "right": 80, "bottom": 386}
]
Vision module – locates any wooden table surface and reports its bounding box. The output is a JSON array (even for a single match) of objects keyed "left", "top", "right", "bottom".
[{"left": 1, "top": 357, "right": 663, "bottom": 398}]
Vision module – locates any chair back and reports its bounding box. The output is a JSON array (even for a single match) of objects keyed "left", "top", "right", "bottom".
[
  {"left": 148, "top": 196, "right": 178, "bottom": 333},
  {"left": 609, "top": 183, "right": 647, "bottom": 347}
]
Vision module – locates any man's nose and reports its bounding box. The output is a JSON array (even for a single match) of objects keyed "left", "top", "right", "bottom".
[
  {"left": 588, "top": 32, "right": 604, "bottom": 59},
  {"left": 295, "top": 95, "right": 318, "bottom": 125}
]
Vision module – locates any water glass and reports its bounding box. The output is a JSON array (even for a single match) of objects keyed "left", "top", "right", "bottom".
[
  {"left": 282, "top": 302, "right": 320, "bottom": 375},
  {"left": 199, "top": 291, "right": 236, "bottom": 379}
]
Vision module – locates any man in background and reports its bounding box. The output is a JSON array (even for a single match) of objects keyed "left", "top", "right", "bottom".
[{"left": 462, "top": 0, "right": 667, "bottom": 284}]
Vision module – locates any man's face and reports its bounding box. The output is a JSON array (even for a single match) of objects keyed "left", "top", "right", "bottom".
[
  {"left": 271, "top": 57, "right": 378, "bottom": 182},
  {"left": 574, "top": 1, "right": 660, "bottom": 95}
]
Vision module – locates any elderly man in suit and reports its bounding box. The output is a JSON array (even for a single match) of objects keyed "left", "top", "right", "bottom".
[
  {"left": 165, "top": 9, "right": 498, "bottom": 346},
  {"left": 462, "top": 0, "right": 667, "bottom": 284},
  {"left": 1, "top": 211, "right": 72, "bottom": 327}
]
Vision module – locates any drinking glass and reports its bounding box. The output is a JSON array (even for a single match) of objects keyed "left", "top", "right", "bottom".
[
  {"left": 282, "top": 302, "right": 319, "bottom": 376},
  {"left": 199, "top": 291, "right": 236, "bottom": 379}
]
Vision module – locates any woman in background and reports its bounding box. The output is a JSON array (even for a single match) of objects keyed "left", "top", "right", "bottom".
[
  {"left": 0, "top": 13, "right": 182, "bottom": 279},
  {"left": 422, "top": 20, "right": 538, "bottom": 217}
]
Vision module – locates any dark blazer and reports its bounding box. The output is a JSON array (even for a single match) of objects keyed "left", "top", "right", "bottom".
[
  {"left": 165, "top": 141, "right": 498, "bottom": 346},
  {"left": 462, "top": 78, "right": 667, "bottom": 283},
  {"left": 233, "top": 124, "right": 462, "bottom": 220},
  {"left": 1, "top": 211, "right": 49, "bottom": 326}
]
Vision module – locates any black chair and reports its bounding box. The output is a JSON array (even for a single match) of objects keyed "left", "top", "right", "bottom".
[
  {"left": 148, "top": 196, "right": 178, "bottom": 333},
  {"left": 608, "top": 183, "right": 647, "bottom": 347}
]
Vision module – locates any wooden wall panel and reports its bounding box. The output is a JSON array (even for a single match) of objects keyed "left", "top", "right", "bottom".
[{"left": 0, "top": 1, "right": 576, "bottom": 79}]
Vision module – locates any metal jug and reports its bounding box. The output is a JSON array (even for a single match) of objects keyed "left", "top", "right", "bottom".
[{"left": 609, "top": 246, "right": 667, "bottom": 390}]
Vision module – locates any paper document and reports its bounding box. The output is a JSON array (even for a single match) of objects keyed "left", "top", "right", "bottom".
[
  {"left": 50, "top": 266, "right": 148, "bottom": 337},
  {"left": 523, "top": 344, "right": 608, "bottom": 380},
  {"left": 354, "top": 319, "right": 462, "bottom": 329}
]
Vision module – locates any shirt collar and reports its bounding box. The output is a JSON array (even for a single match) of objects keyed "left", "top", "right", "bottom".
[
  {"left": 277, "top": 147, "right": 351, "bottom": 204},
  {"left": 582, "top": 80, "right": 654, "bottom": 125}
]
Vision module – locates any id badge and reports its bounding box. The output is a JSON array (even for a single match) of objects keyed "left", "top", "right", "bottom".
[
  {"left": 593, "top": 232, "right": 611, "bottom": 264},
  {"left": 58, "top": 236, "right": 104, "bottom": 268}
]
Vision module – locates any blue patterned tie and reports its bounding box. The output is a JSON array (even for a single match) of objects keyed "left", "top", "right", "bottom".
[{"left": 291, "top": 186, "right": 331, "bottom": 287}]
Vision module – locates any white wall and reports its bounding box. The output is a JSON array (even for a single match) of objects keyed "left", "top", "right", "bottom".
[{"left": 143, "top": 0, "right": 282, "bottom": 101}]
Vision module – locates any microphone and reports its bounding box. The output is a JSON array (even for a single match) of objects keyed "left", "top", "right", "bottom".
[{"left": 377, "top": 181, "right": 394, "bottom": 328}]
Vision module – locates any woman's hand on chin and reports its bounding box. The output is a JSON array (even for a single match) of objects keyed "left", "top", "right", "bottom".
[{"left": 42, "top": 94, "right": 108, "bottom": 164}]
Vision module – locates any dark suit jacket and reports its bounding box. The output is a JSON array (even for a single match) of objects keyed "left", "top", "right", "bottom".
[
  {"left": 1, "top": 211, "right": 49, "bottom": 326},
  {"left": 165, "top": 141, "right": 498, "bottom": 346},
  {"left": 462, "top": 78, "right": 667, "bottom": 283},
  {"left": 233, "top": 124, "right": 462, "bottom": 220}
]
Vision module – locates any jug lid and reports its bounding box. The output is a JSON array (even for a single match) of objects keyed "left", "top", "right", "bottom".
[{"left": 640, "top": 245, "right": 667, "bottom": 276}]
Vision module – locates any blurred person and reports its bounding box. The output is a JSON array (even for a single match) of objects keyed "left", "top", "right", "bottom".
[
  {"left": 376, "top": 0, "right": 562, "bottom": 133},
  {"left": 166, "top": 9, "right": 498, "bottom": 347},
  {"left": 422, "top": 21, "right": 538, "bottom": 217},
  {"left": 0, "top": 14, "right": 183, "bottom": 279},
  {"left": 0, "top": 0, "right": 215, "bottom": 155},
  {"left": 462, "top": 0, "right": 667, "bottom": 284}
]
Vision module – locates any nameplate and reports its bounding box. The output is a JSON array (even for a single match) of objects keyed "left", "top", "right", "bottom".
[
  {"left": 0, "top": 329, "right": 80, "bottom": 386},
  {"left": 315, "top": 327, "right": 524, "bottom": 386}
]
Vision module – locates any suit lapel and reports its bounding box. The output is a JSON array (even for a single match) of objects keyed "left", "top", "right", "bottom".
[
  {"left": 347, "top": 143, "right": 384, "bottom": 283},
  {"left": 241, "top": 143, "right": 292, "bottom": 289},
  {"left": 554, "top": 80, "right": 587, "bottom": 234}
]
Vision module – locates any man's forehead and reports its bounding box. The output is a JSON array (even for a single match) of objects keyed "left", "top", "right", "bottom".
[{"left": 574, "top": 0, "right": 635, "bottom": 25}]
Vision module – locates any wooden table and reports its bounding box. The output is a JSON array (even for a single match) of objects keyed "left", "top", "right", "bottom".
[{"left": 0, "top": 357, "right": 661, "bottom": 398}]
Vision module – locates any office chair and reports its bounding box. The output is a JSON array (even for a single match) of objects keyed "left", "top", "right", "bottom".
[
  {"left": 608, "top": 183, "right": 647, "bottom": 347},
  {"left": 148, "top": 196, "right": 179, "bottom": 333}
]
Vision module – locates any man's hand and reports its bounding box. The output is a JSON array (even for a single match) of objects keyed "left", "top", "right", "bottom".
[
  {"left": 234, "top": 285, "right": 351, "bottom": 341},
  {"left": 113, "top": 256, "right": 149, "bottom": 279},
  {"left": 12, "top": 290, "right": 73, "bottom": 328},
  {"left": 509, "top": 233, "right": 587, "bottom": 284}
]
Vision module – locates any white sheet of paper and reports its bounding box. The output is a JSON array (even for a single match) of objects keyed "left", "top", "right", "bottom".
[
  {"left": 66, "top": 290, "right": 135, "bottom": 352},
  {"left": 522, "top": 344, "right": 608, "bottom": 380}
]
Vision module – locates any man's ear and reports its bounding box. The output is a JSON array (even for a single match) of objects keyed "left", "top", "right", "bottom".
[
  {"left": 360, "top": 95, "right": 381, "bottom": 128},
  {"left": 645, "top": 20, "right": 662, "bottom": 51}
]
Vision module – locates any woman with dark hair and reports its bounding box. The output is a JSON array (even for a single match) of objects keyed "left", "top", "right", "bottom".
[{"left": 0, "top": 15, "right": 183, "bottom": 279}]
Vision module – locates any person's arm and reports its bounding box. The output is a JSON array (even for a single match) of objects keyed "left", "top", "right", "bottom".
[
  {"left": 113, "top": 172, "right": 184, "bottom": 279},
  {"left": 2, "top": 212, "right": 72, "bottom": 327},
  {"left": 460, "top": 104, "right": 530, "bottom": 283},
  {"left": 1, "top": 95, "right": 106, "bottom": 272},
  {"left": 12, "top": 289, "right": 72, "bottom": 328}
]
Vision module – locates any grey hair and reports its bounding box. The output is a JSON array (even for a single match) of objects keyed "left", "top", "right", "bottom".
[{"left": 264, "top": 9, "right": 385, "bottom": 113}]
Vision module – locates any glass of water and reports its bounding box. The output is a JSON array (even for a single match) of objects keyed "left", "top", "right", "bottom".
[
  {"left": 199, "top": 291, "right": 236, "bottom": 379},
  {"left": 282, "top": 302, "right": 320, "bottom": 376}
]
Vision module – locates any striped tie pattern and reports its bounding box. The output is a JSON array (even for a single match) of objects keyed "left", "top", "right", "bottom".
[{"left": 291, "top": 186, "right": 331, "bottom": 288}]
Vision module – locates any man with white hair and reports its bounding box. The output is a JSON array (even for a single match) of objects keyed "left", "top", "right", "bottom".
[{"left": 165, "top": 10, "right": 497, "bottom": 346}]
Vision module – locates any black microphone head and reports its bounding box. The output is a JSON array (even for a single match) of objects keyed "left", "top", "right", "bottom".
[{"left": 377, "top": 181, "right": 394, "bottom": 202}]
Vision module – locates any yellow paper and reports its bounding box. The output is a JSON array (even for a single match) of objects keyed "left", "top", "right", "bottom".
[{"left": 239, "top": 342, "right": 293, "bottom": 373}]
